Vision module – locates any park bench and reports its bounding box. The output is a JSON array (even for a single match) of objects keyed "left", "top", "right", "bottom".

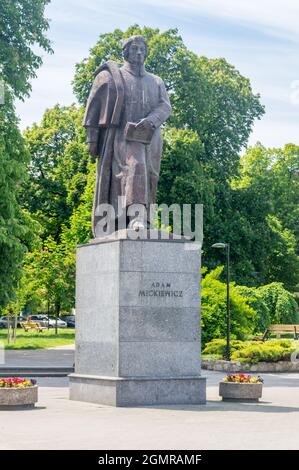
[
  {"left": 20, "top": 321, "right": 46, "bottom": 333},
  {"left": 263, "top": 324, "right": 299, "bottom": 341}
]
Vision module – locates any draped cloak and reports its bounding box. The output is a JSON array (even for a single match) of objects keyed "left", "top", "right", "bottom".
[{"left": 83, "top": 60, "right": 172, "bottom": 236}]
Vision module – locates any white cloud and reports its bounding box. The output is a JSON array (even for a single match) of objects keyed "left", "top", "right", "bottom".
[
  {"left": 46, "top": 0, "right": 146, "bottom": 28},
  {"left": 142, "top": 0, "right": 299, "bottom": 41}
]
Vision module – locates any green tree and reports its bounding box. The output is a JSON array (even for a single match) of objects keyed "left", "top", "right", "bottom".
[
  {"left": 20, "top": 163, "right": 96, "bottom": 315},
  {"left": 158, "top": 128, "right": 215, "bottom": 218},
  {"left": 23, "top": 105, "right": 90, "bottom": 240},
  {"left": 230, "top": 144, "right": 299, "bottom": 288},
  {"left": 0, "top": 94, "right": 31, "bottom": 307},
  {"left": 0, "top": 0, "right": 51, "bottom": 308},
  {"left": 61, "top": 163, "right": 95, "bottom": 249},
  {"left": 201, "top": 266, "right": 256, "bottom": 345},
  {"left": 236, "top": 286, "right": 270, "bottom": 334},
  {"left": 256, "top": 282, "right": 298, "bottom": 325},
  {"left": 0, "top": 0, "right": 52, "bottom": 98},
  {"left": 24, "top": 236, "right": 76, "bottom": 318},
  {"left": 236, "top": 143, "right": 299, "bottom": 241},
  {"left": 237, "top": 282, "right": 298, "bottom": 334}
]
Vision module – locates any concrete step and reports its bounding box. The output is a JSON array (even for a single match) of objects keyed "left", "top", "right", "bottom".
[{"left": 0, "top": 367, "right": 74, "bottom": 377}]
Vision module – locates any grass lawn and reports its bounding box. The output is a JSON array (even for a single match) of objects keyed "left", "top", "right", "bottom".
[{"left": 0, "top": 328, "right": 75, "bottom": 350}]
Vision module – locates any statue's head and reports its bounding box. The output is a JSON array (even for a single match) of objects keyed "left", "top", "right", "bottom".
[{"left": 122, "top": 35, "right": 148, "bottom": 65}]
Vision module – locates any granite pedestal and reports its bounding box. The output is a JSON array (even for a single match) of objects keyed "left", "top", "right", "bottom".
[{"left": 69, "top": 233, "right": 206, "bottom": 406}]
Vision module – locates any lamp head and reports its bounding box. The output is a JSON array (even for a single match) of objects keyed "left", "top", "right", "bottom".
[{"left": 211, "top": 243, "right": 227, "bottom": 249}]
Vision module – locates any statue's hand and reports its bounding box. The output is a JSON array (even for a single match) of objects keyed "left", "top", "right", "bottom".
[
  {"left": 88, "top": 142, "right": 98, "bottom": 158},
  {"left": 135, "top": 118, "right": 155, "bottom": 132}
]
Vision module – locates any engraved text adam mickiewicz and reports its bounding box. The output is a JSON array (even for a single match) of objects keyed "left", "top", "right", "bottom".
[{"left": 138, "top": 282, "right": 183, "bottom": 298}]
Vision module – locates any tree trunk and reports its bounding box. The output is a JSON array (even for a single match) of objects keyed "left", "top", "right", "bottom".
[
  {"left": 47, "top": 301, "right": 50, "bottom": 330},
  {"left": 12, "top": 315, "right": 17, "bottom": 343},
  {"left": 55, "top": 302, "right": 61, "bottom": 335},
  {"left": 7, "top": 317, "right": 12, "bottom": 344}
]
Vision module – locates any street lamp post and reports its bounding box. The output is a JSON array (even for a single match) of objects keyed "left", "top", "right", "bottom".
[{"left": 211, "top": 242, "right": 230, "bottom": 361}]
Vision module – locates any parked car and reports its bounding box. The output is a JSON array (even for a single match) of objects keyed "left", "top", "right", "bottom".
[
  {"left": 0, "top": 316, "right": 26, "bottom": 328},
  {"left": 61, "top": 315, "right": 76, "bottom": 328},
  {"left": 0, "top": 316, "right": 7, "bottom": 329},
  {"left": 26, "top": 315, "right": 48, "bottom": 327},
  {"left": 17, "top": 316, "right": 27, "bottom": 327},
  {"left": 48, "top": 316, "right": 67, "bottom": 329},
  {"left": 29, "top": 315, "right": 67, "bottom": 329},
  {"left": 67, "top": 319, "right": 75, "bottom": 328}
]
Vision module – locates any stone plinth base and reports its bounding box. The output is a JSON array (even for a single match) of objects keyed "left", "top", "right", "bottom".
[
  {"left": 69, "top": 234, "right": 206, "bottom": 407},
  {"left": 69, "top": 374, "right": 206, "bottom": 407}
]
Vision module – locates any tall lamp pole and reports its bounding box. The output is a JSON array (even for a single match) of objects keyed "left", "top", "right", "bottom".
[{"left": 211, "top": 243, "right": 230, "bottom": 361}]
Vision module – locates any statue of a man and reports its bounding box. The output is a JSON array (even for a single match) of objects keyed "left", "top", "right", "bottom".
[{"left": 83, "top": 35, "right": 172, "bottom": 236}]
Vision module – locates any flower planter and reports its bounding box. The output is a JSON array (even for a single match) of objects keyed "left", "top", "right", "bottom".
[
  {"left": 219, "top": 381, "right": 263, "bottom": 402},
  {"left": 0, "top": 385, "right": 38, "bottom": 409}
]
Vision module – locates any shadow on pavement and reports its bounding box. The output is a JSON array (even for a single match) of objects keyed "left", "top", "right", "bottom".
[{"left": 141, "top": 400, "right": 299, "bottom": 414}]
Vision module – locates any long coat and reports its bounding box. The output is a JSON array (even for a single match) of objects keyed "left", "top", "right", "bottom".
[{"left": 83, "top": 60, "right": 172, "bottom": 236}]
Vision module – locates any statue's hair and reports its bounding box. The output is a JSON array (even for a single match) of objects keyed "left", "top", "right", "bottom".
[{"left": 122, "top": 35, "right": 148, "bottom": 60}]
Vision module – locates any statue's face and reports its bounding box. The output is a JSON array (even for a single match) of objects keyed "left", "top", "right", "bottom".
[{"left": 126, "top": 41, "right": 146, "bottom": 65}]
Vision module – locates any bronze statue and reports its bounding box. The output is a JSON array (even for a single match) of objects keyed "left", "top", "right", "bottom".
[{"left": 83, "top": 35, "right": 172, "bottom": 236}]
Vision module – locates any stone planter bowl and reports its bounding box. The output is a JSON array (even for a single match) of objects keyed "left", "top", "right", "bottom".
[
  {"left": 0, "top": 385, "right": 38, "bottom": 409},
  {"left": 219, "top": 381, "right": 263, "bottom": 402}
]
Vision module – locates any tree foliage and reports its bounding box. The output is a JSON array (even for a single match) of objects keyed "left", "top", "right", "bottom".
[
  {"left": 0, "top": 93, "right": 31, "bottom": 307},
  {"left": 23, "top": 236, "right": 75, "bottom": 316},
  {"left": 201, "top": 269, "right": 298, "bottom": 344},
  {"left": 158, "top": 128, "right": 215, "bottom": 216},
  {"left": 230, "top": 144, "right": 299, "bottom": 288},
  {"left": 256, "top": 282, "right": 298, "bottom": 325},
  {"left": 201, "top": 266, "right": 256, "bottom": 345},
  {"left": 0, "top": 0, "right": 52, "bottom": 98},
  {"left": 22, "top": 105, "right": 90, "bottom": 241},
  {"left": 0, "top": 0, "right": 51, "bottom": 309}
]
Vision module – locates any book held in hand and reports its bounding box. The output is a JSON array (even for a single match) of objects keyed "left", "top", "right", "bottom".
[{"left": 124, "top": 121, "right": 155, "bottom": 144}]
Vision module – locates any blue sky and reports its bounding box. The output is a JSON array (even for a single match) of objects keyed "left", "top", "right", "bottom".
[{"left": 15, "top": 0, "right": 299, "bottom": 148}]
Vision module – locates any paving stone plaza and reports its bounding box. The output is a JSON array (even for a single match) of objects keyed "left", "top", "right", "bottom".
[{"left": 1, "top": 366, "right": 299, "bottom": 450}]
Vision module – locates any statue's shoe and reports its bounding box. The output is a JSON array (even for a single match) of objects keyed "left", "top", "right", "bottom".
[{"left": 129, "top": 220, "right": 145, "bottom": 231}]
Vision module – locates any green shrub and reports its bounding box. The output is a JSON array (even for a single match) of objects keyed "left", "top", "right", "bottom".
[
  {"left": 203, "top": 339, "right": 247, "bottom": 357},
  {"left": 269, "top": 339, "right": 295, "bottom": 348},
  {"left": 231, "top": 340, "right": 296, "bottom": 364},
  {"left": 201, "top": 353, "right": 223, "bottom": 359},
  {"left": 203, "top": 338, "right": 297, "bottom": 364}
]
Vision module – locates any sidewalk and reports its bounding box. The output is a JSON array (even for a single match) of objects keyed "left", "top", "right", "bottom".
[
  {"left": 2, "top": 348, "right": 74, "bottom": 368},
  {"left": 1, "top": 371, "right": 298, "bottom": 450}
]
